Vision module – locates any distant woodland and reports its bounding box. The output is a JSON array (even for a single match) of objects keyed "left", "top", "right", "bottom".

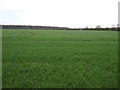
[{"left": 1, "top": 25, "right": 119, "bottom": 31}]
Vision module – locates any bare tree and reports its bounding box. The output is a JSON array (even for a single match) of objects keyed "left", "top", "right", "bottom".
[{"left": 96, "top": 25, "right": 101, "bottom": 28}]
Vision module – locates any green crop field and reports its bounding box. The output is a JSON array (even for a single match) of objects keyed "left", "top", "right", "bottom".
[{"left": 2, "top": 29, "right": 118, "bottom": 88}]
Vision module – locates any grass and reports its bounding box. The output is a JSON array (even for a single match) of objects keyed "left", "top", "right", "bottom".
[{"left": 2, "top": 29, "right": 118, "bottom": 88}]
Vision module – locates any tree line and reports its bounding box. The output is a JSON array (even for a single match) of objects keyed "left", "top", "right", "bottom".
[{"left": 1, "top": 25, "right": 119, "bottom": 31}]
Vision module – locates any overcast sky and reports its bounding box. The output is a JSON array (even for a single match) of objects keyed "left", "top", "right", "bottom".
[{"left": 0, "top": 0, "right": 119, "bottom": 28}]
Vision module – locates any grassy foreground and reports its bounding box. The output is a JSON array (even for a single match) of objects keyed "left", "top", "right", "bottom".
[{"left": 2, "top": 30, "right": 118, "bottom": 88}]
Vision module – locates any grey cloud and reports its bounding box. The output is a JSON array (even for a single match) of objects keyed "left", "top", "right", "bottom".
[
  {"left": 0, "top": 9, "right": 22, "bottom": 24},
  {"left": 118, "top": 1, "right": 120, "bottom": 25}
]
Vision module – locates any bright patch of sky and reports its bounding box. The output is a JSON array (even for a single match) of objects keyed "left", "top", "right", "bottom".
[{"left": 0, "top": 0, "right": 119, "bottom": 28}]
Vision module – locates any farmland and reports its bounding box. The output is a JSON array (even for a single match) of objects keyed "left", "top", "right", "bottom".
[{"left": 2, "top": 29, "right": 118, "bottom": 88}]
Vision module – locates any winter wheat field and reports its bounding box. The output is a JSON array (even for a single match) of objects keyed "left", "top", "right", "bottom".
[{"left": 2, "top": 29, "right": 118, "bottom": 88}]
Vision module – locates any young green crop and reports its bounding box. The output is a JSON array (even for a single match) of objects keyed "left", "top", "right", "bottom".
[{"left": 2, "top": 30, "right": 118, "bottom": 88}]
